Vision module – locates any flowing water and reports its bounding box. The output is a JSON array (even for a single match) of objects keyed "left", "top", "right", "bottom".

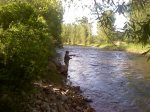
[{"left": 57, "top": 46, "right": 150, "bottom": 112}]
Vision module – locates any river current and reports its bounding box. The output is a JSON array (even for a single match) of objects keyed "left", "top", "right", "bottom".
[{"left": 57, "top": 46, "right": 150, "bottom": 112}]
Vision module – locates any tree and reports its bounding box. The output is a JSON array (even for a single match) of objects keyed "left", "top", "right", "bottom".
[
  {"left": 30, "top": 0, "right": 63, "bottom": 47},
  {"left": 61, "top": 17, "right": 92, "bottom": 45},
  {"left": 97, "top": 10, "right": 115, "bottom": 43},
  {"left": 77, "top": 17, "right": 92, "bottom": 45},
  {"left": 0, "top": 0, "right": 63, "bottom": 111},
  {"left": 124, "top": 0, "right": 150, "bottom": 44},
  {"left": 62, "top": 0, "right": 149, "bottom": 44}
]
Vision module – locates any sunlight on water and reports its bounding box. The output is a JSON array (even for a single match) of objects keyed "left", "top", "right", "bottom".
[{"left": 58, "top": 46, "right": 150, "bottom": 112}]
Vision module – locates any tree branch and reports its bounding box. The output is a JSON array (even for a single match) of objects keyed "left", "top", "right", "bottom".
[{"left": 93, "top": 0, "right": 116, "bottom": 46}]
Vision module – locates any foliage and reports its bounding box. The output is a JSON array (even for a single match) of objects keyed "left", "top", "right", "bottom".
[
  {"left": 31, "top": 0, "right": 63, "bottom": 47},
  {"left": 123, "top": 0, "right": 150, "bottom": 45},
  {"left": 63, "top": 0, "right": 150, "bottom": 57},
  {"left": 62, "top": 0, "right": 149, "bottom": 43},
  {"left": 1, "top": 0, "right": 63, "bottom": 47},
  {"left": 61, "top": 17, "right": 92, "bottom": 45},
  {"left": 0, "top": 0, "right": 63, "bottom": 111},
  {"left": 97, "top": 10, "right": 115, "bottom": 43},
  {"left": 94, "top": 0, "right": 150, "bottom": 57}
]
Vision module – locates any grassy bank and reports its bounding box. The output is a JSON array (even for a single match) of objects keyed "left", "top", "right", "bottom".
[
  {"left": 64, "top": 42, "right": 150, "bottom": 54},
  {"left": 98, "top": 43, "right": 150, "bottom": 54}
]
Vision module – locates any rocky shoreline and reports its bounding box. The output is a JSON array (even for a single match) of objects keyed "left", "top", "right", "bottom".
[{"left": 25, "top": 81, "right": 95, "bottom": 112}]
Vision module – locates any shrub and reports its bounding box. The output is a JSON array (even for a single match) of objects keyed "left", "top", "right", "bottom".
[{"left": 0, "top": 1, "right": 61, "bottom": 111}]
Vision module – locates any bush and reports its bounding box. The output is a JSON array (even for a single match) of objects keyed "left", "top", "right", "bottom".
[{"left": 0, "top": 1, "right": 62, "bottom": 111}]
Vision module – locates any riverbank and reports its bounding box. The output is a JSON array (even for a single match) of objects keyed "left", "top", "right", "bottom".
[
  {"left": 64, "top": 42, "right": 150, "bottom": 54},
  {"left": 24, "top": 80, "right": 95, "bottom": 112},
  {"left": 97, "top": 43, "right": 150, "bottom": 54}
]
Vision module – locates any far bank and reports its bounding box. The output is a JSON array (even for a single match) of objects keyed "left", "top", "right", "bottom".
[{"left": 63, "top": 42, "right": 150, "bottom": 55}]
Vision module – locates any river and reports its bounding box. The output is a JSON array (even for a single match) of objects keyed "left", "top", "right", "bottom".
[{"left": 57, "top": 45, "right": 150, "bottom": 112}]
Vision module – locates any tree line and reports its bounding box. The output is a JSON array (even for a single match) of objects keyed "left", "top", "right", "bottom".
[
  {"left": 61, "top": 12, "right": 122, "bottom": 46},
  {"left": 61, "top": 17, "right": 93, "bottom": 45},
  {"left": 62, "top": 0, "right": 150, "bottom": 49}
]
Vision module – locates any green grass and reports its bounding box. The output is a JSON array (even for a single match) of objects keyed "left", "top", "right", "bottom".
[
  {"left": 125, "top": 43, "right": 150, "bottom": 53},
  {"left": 63, "top": 42, "right": 150, "bottom": 54},
  {"left": 94, "top": 42, "right": 150, "bottom": 54}
]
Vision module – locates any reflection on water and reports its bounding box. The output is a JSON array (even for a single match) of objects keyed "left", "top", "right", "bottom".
[{"left": 57, "top": 46, "right": 150, "bottom": 112}]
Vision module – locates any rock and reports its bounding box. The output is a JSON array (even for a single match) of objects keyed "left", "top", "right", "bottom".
[
  {"left": 57, "top": 103, "right": 66, "bottom": 112},
  {"left": 72, "top": 86, "right": 82, "bottom": 93},
  {"left": 61, "top": 95, "right": 68, "bottom": 101},
  {"left": 84, "top": 98, "right": 93, "bottom": 103},
  {"left": 76, "top": 106, "right": 81, "bottom": 110},
  {"left": 52, "top": 109, "right": 58, "bottom": 112},
  {"left": 43, "top": 88, "right": 50, "bottom": 94},
  {"left": 46, "top": 107, "right": 51, "bottom": 112},
  {"left": 56, "top": 94, "right": 62, "bottom": 100},
  {"left": 64, "top": 104, "right": 69, "bottom": 111},
  {"left": 40, "top": 102, "right": 51, "bottom": 112},
  {"left": 74, "top": 86, "right": 80, "bottom": 91},
  {"left": 44, "top": 97, "right": 49, "bottom": 102},
  {"left": 36, "top": 100, "right": 42, "bottom": 105},
  {"left": 24, "top": 81, "right": 95, "bottom": 112},
  {"left": 84, "top": 108, "right": 91, "bottom": 112},
  {"left": 32, "top": 108, "right": 38, "bottom": 112}
]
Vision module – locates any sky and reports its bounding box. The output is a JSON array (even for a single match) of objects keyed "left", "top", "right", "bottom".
[{"left": 62, "top": 0, "right": 129, "bottom": 35}]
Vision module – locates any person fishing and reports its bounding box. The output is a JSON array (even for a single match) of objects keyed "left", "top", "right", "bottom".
[{"left": 64, "top": 51, "right": 75, "bottom": 68}]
